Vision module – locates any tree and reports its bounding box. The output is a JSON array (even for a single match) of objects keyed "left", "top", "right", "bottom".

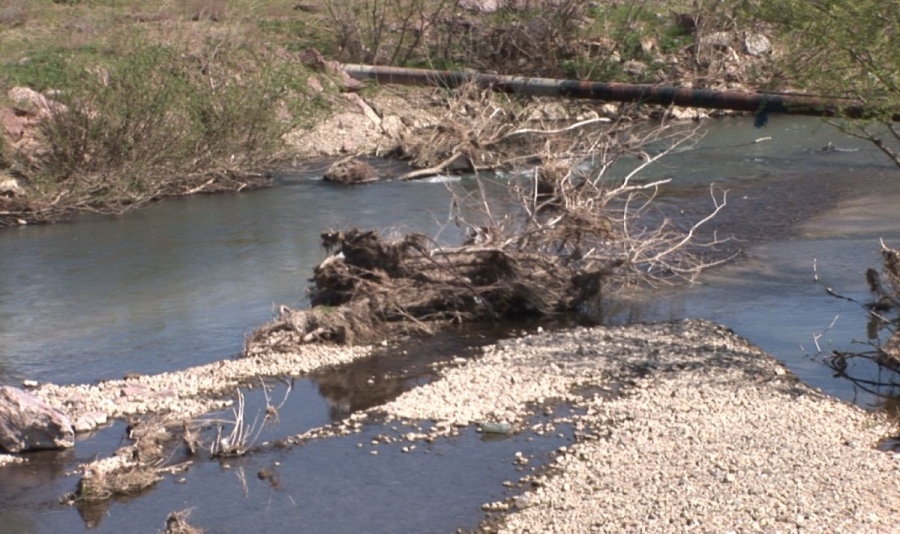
[{"left": 766, "top": 0, "right": 900, "bottom": 167}]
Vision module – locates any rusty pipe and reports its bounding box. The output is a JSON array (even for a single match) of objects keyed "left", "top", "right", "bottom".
[{"left": 343, "top": 64, "right": 900, "bottom": 122}]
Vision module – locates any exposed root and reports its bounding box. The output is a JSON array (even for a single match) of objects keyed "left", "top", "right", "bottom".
[
  {"left": 163, "top": 509, "right": 204, "bottom": 534},
  {"left": 248, "top": 116, "right": 730, "bottom": 353}
]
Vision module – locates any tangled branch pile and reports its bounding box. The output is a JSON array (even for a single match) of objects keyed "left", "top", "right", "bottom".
[
  {"left": 824, "top": 241, "right": 900, "bottom": 396},
  {"left": 246, "top": 118, "right": 731, "bottom": 352}
]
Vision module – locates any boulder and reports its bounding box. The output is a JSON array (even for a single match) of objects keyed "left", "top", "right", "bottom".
[
  {"left": 744, "top": 33, "right": 772, "bottom": 57},
  {"left": 700, "top": 31, "right": 734, "bottom": 52},
  {"left": 0, "top": 178, "right": 23, "bottom": 197},
  {"left": 299, "top": 48, "right": 363, "bottom": 92},
  {"left": 622, "top": 60, "right": 647, "bottom": 76},
  {"left": 8, "top": 86, "right": 67, "bottom": 121},
  {"left": 323, "top": 158, "right": 378, "bottom": 184},
  {"left": 0, "top": 386, "right": 74, "bottom": 453},
  {"left": 459, "top": 0, "right": 502, "bottom": 13}
]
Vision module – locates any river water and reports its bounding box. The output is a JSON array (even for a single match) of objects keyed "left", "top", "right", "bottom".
[{"left": 1, "top": 116, "right": 899, "bottom": 533}]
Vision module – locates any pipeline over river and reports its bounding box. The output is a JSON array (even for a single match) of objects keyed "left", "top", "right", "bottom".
[{"left": 343, "top": 64, "right": 900, "bottom": 122}]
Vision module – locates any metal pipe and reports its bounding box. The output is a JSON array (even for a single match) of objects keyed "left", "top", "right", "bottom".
[{"left": 343, "top": 64, "right": 900, "bottom": 122}]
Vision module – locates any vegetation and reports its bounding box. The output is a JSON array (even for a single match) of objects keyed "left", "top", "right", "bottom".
[
  {"left": 761, "top": 0, "right": 900, "bottom": 168},
  {"left": 244, "top": 88, "right": 730, "bottom": 348},
  {"left": 0, "top": 0, "right": 326, "bottom": 224},
  {"left": 0, "top": 0, "right": 897, "bottom": 227}
]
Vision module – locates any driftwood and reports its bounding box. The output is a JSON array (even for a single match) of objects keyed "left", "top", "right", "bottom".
[
  {"left": 245, "top": 228, "right": 615, "bottom": 349},
  {"left": 246, "top": 120, "right": 730, "bottom": 354}
]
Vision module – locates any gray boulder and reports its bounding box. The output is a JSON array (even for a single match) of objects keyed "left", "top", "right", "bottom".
[
  {"left": 744, "top": 33, "right": 772, "bottom": 57},
  {"left": 323, "top": 158, "right": 378, "bottom": 184},
  {"left": 459, "top": 0, "right": 501, "bottom": 13},
  {"left": 0, "top": 386, "right": 74, "bottom": 453}
]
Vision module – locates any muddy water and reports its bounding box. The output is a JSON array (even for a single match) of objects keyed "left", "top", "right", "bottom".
[{"left": 1, "top": 116, "right": 899, "bottom": 533}]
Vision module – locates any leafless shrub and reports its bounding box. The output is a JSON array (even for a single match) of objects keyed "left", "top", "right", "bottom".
[
  {"left": 450, "top": 119, "right": 732, "bottom": 294},
  {"left": 393, "top": 80, "right": 610, "bottom": 179},
  {"left": 814, "top": 240, "right": 900, "bottom": 394},
  {"left": 247, "top": 114, "right": 731, "bottom": 347},
  {"left": 196, "top": 380, "right": 291, "bottom": 458},
  {"left": 434, "top": 0, "right": 589, "bottom": 75},
  {"left": 323, "top": 0, "right": 458, "bottom": 65}
]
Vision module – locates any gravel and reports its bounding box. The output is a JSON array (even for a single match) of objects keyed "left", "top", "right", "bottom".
[
  {"left": 29, "top": 344, "right": 372, "bottom": 427},
  {"left": 375, "top": 319, "right": 900, "bottom": 533},
  {"left": 12, "top": 317, "right": 900, "bottom": 532}
]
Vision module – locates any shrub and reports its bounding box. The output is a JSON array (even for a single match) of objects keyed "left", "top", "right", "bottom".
[{"left": 8, "top": 33, "right": 313, "bottom": 211}]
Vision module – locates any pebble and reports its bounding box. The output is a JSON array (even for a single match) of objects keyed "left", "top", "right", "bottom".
[{"left": 371, "top": 319, "right": 900, "bottom": 532}]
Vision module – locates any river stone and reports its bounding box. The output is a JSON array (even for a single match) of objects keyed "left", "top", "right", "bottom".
[
  {"left": 323, "top": 158, "right": 378, "bottom": 184},
  {"left": 0, "top": 386, "right": 74, "bottom": 452}
]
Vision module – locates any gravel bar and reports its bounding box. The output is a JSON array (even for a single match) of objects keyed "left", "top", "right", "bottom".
[
  {"left": 29, "top": 344, "right": 372, "bottom": 426},
  {"left": 375, "top": 319, "right": 900, "bottom": 533}
]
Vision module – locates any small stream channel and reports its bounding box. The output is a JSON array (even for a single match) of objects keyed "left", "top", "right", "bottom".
[{"left": 1, "top": 116, "right": 900, "bottom": 533}]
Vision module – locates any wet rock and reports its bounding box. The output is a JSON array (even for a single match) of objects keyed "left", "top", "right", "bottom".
[
  {"left": 74, "top": 411, "right": 109, "bottom": 434},
  {"left": 0, "top": 386, "right": 74, "bottom": 452},
  {"left": 164, "top": 509, "right": 205, "bottom": 534},
  {"left": 323, "top": 158, "right": 378, "bottom": 184}
]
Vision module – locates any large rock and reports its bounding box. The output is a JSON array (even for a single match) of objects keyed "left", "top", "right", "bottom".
[
  {"left": 323, "top": 158, "right": 378, "bottom": 184},
  {"left": 459, "top": 0, "right": 502, "bottom": 13},
  {"left": 7, "top": 86, "right": 67, "bottom": 121},
  {"left": 744, "top": 33, "right": 772, "bottom": 57},
  {"left": 0, "top": 386, "right": 74, "bottom": 453}
]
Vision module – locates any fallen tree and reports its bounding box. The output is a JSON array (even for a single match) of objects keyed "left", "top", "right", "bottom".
[{"left": 246, "top": 116, "right": 732, "bottom": 353}]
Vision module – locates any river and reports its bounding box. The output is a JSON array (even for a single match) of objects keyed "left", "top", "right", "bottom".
[{"left": 1, "top": 116, "right": 899, "bottom": 533}]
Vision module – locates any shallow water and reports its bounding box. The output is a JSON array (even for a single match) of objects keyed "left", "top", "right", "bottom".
[{"left": 1, "top": 115, "right": 899, "bottom": 533}]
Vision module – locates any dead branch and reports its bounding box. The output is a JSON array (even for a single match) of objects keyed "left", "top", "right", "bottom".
[{"left": 246, "top": 119, "right": 733, "bottom": 352}]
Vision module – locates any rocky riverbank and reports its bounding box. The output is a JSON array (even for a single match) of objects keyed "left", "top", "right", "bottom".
[
  {"left": 372, "top": 319, "right": 900, "bottom": 532},
  {"left": 4, "top": 318, "right": 897, "bottom": 532}
]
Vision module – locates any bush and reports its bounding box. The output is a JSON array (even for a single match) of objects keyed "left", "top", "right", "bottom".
[
  {"left": 6, "top": 33, "right": 313, "bottom": 211},
  {"left": 761, "top": 0, "right": 900, "bottom": 168}
]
